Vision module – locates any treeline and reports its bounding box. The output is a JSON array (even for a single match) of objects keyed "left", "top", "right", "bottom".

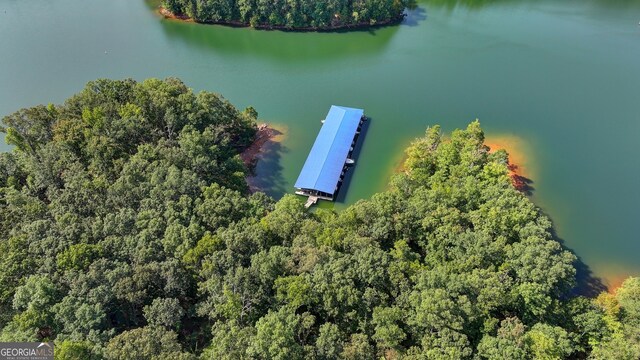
[
  {"left": 162, "top": 0, "right": 409, "bottom": 29},
  {"left": 0, "top": 78, "right": 639, "bottom": 359}
]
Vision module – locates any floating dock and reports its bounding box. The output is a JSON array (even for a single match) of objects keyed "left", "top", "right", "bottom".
[{"left": 294, "top": 105, "right": 366, "bottom": 207}]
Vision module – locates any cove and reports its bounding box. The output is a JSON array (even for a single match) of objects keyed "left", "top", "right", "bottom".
[{"left": 0, "top": 0, "right": 639, "bottom": 287}]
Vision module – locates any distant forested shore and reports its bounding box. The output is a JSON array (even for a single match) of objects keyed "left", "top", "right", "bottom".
[{"left": 160, "top": 0, "right": 408, "bottom": 30}]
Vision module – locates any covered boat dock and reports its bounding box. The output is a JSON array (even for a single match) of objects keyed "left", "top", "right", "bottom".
[{"left": 294, "top": 105, "right": 366, "bottom": 206}]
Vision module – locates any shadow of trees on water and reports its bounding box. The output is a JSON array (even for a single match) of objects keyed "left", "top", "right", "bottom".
[
  {"left": 572, "top": 255, "right": 608, "bottom": 297},
  {"left": 544, "top": 220, "right": 608, "bottom": 298},
  {"left": 511, "top": 166, "right": 606, "bottom": 297},
  {"left": 247, "top": 129, "right": 289, "bottom": 198},
  {"left": 509, "top": 164, "right": 535, "bottom": 196},
  {"left": 403, "top": 6, "right": 428, "bottom": 27}
]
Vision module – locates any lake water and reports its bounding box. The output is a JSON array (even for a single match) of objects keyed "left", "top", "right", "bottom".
[{"left": 1, "top": 0, "right": 639, "bottom": 287}]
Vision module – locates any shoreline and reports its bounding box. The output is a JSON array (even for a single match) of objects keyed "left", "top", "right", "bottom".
[
  {"left": 158, "top": 7, "right": 193, "bottom": 22},
  {"left": 485, "top": 135, "right": 533, "bottom": 194},
  {"left": 158, "top": 6, "right": 405, "bottom": 32},
  {"left": 241, "top": 124, "right": 285, "bottom": 193},
  {"left": 240, "top": 123, "right": 280, "bottom": 168}
]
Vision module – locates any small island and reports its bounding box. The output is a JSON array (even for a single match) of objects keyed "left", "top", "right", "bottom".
[{"left": 160, "top": 0, "right": 409, "bottom": 30}]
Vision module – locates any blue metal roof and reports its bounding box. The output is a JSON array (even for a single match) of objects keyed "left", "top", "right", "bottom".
[{"left": 294, "top": 105, "right": 364, "bottom": 194}]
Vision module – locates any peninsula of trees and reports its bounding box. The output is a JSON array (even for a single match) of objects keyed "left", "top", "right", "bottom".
[
  {"left": 161, "top": 0, "right": 409, "bottom": 30},
  {"left": 0, "top": 78, "right": 639, "bottom": 359}
]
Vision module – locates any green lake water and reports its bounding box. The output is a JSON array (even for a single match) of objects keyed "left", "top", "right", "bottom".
[{"left": 1, "top": 0, "right": 639, "bottom": 286}]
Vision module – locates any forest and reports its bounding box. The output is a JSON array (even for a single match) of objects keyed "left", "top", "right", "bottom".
[
  {"left": 162, "top": 0, "right": 409, "bottom": 29},
  {"left": 0, "top": 78, "right": 639, "bottom": 359}
]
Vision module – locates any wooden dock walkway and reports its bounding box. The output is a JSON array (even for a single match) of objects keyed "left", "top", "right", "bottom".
[{"left": 304, "top": 196, "right": 318, "bottom": 209}]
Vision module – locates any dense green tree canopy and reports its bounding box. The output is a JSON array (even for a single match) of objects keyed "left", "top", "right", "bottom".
[
  {"left": 0, "top": 78, "right": 637, "bottom": 359},
  {"left": 163, "top": 0, "right": 409, "bottom": 29}
]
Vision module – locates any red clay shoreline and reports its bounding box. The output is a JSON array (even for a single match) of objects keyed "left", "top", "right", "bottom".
[
  {"left": 485, "top": 137, "right": 532, "bottom": 193},
  {"left": 240, "top": 124, "right": 279, "bottom": 168},
  {"left": 158, "top": 6, "right": 405, "bottom": 32}
]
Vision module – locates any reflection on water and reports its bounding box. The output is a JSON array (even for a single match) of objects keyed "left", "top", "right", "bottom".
[
  {"left": 418, "top": 0, "right": 510, "bottom": 9},
  {"left": 403, "top": 6, "right": 428, "bottom": 27},
  {"left": 158, "top": 16, "right": 402, "bottom": 63}
]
